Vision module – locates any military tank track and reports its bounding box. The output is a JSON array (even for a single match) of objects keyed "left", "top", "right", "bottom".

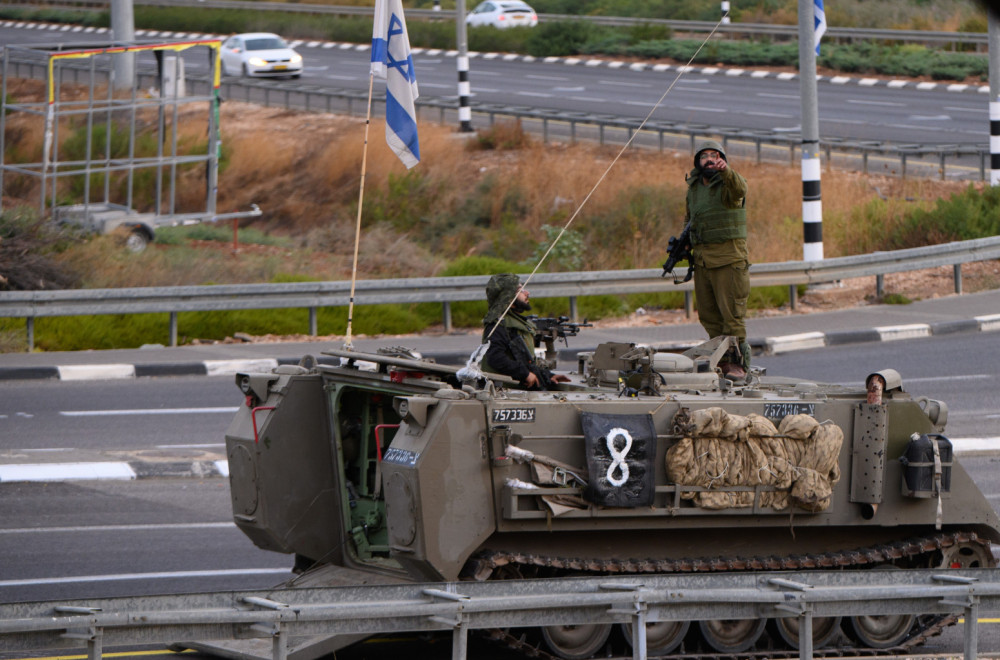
[{"left": 466, "top": 531, "right": 992, "bottom": 660}]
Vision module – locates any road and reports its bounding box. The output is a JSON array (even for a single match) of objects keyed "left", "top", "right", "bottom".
[
  {"left": 1, "top": 332, "right": 1000, "bottom": 658},
  {"left": 0, "top": 22, "right": 991, "bottom": 150}
]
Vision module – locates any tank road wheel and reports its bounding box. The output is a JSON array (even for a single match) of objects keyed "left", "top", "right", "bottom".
[
  {"left": 697, "top": 618, "right": 766, "bottom": 653},
  {"left": 844, "top": 613, "right": 915, "bottom": 649},
  {"left": 844, "top": 565, "right": 914, "bottom": 649},
  {"left": 620, "top": 620, "right": 690, "bottom": 655},
  {"left": 540, "top": 623, "right": 612, "bottom": 660},
  {"left": 769, "top": 616, "right": 842, "bottom": 650},
  {"left": 939, "top": 541, "right": 994, "bottom": 569}
]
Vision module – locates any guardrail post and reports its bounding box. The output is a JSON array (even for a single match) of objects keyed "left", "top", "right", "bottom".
[
  {"left": 684, "top": 291, "right": 693, "bottom": 319},
  {"left": 309, "top": 307, "right": 318, "bottom": 336},
  {"left": 569, "top": 296, "right": 578, "bottom": 323},
  {"left": 862, "top": 149, "right": 869, "bottom": 174},
  {"left": 876, "top": 274, "right": 884, "bottom": 297},
  {"left": 954, "top": 264, "right": 963, "bottom": 294},
  {"left": 26, "top": 317, "right": 34, "bottom": 352},
  {"left": 965, "top": 601, "right": 979, "bottom": 660},
  {"left": 443, "top": 302, "right": 453, "bottom": 333},
  {"left": 630, "top": 606, "right": 648, "bottom": 660},
  {"left": 452, "top": 616, "right": 469, "bottom": 660},
  {"left": 789, "top": 284, "right": 797, "bottom": 311},
  {"left": 169, "top": 312, "right": 178, "bottom": 347},
  {"left": 87, "top": 628, "right": 102, "bottom": 660},
  {"left": 940, "top": 152, "right": 947, "bottom": 180},
  {"left": 571, "top": 120, "right": 577, "bottom": 144},
  {"left": 271, "top": 627, "right": 288, "bottom": 660},
  {"left": 798, "top": 611, "right": 814, "bottom": 660},
  {"left": 543, "top": 117, "right": 549, "bottom": 142}
]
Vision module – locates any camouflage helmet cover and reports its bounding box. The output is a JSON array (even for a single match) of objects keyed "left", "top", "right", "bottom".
[{"left": 484, "top": 273, "right": 522, "bottom": 325}]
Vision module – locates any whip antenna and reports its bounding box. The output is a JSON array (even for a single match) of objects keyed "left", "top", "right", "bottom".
[{"left": 483, "top": 13, "right": 731, "bottom": 343}]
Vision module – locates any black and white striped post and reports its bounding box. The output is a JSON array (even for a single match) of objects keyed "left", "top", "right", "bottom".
[
  {"left": 990, "top": 5, "right": 999, "bottom": 186},
  {"left": 456, "top": 0, "right": 473, "bottom": 132},
  {"left": 721, "top": 1, "right": 731, "bottom": 24},
  {"left": 798, "top": 0, "right": 823, "bottom": 260}
]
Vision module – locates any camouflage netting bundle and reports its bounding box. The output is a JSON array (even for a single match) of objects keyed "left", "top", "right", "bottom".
[{"left": 665, "top": 407, "right": 843, "bottom": 511}]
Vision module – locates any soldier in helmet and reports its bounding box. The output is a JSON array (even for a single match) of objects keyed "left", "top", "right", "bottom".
[
  {"left": 481, "top": 273, "right": 569, "bottom": 390},
  {"left": 685, "top": 140, "right": 751, "bottom": 381}
]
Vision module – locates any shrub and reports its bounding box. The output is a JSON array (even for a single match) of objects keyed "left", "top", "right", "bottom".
[{"left": 0, "top": 207, "right": 80, "bottom": 291}]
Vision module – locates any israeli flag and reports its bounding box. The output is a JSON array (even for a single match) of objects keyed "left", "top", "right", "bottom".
[
  {"left": 371, "top": 0, "right": 420, "bottom": 169},
  {"left": 813, "top": 0, "right": 827, "bottom": 55}
]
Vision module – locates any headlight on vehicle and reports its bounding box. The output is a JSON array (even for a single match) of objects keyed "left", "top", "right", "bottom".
[
  {"left": 290, "top": 53, "right": 303, "bottom": 64},
  {"left": 248, "top": 57, "right": 267, "bottom": 67}
]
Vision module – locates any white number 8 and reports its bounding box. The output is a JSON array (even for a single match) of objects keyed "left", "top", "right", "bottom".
[{"left": 604, "top": 427, "right": 633, "bottom": 487}]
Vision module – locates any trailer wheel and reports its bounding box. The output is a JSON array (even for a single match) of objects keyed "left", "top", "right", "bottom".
[{"left": 123, "top": 227, "right": 152, "bottom": 253}]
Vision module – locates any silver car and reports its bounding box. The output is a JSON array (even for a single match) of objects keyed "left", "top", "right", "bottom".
[{"left": 220, "top": 33, "right": 303, "bottom": 78}]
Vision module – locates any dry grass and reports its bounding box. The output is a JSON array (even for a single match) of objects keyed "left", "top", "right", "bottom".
[{"left": 4, "top": 89, "right": 982, "bottom": 289}]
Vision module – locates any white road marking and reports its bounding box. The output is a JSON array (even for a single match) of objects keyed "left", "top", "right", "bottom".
[
  {"left": 0, "top": 522, "right": 235, "bottom": 534},
  {"left": 847, "top": 99, "right": 906, "bottom": 107},
  {"left": 60, "top": 407, "right": 238, "bottom": 416},
  {"left": 0, "top": 568, "right": 291, "bottom": 588}
]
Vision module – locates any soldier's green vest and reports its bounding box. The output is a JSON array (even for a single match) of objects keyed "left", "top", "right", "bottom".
[
  {"left": 690, "top": 205, "right": 747, "bottom": 245},
  {"left": 687, "top": 174, "right": 747, "bottom": 245}
]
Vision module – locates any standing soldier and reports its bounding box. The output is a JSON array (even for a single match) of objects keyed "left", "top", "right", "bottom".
[{"left": 684, "top": 140, "right": 751, "bottom": 381}]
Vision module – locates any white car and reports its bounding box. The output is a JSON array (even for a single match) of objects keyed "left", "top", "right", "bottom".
[
  {"left": 220, "top": 33, "right": 303, "bottom": 78},
  {"left": 466, "top": 0, "right": 538, "bottom": 28}
]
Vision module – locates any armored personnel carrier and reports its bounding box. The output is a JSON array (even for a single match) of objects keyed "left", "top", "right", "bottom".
[{"left": 218, "top": 333, "right": 999, "bottom": 659}]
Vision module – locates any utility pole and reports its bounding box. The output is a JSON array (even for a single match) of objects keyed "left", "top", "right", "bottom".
[
  {"left": 798, "top": 0, "right": 823, "bottom": 261},
  {"left": 989, "top": 5, "right": 999, "bottom": 186},
  {"left": 110, "top": 0, "right": 135, "bottom": 90},
  {"left": 456, "top": 0, "right": 473, "bottom": 132}
]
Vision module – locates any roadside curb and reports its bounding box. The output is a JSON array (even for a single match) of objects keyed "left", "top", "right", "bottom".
[
  {"left": 3, "top": 315, "right": 997, "bottom": 382},
  {"left": 0, "top": 459, "right": 229, "bottom": 483}
]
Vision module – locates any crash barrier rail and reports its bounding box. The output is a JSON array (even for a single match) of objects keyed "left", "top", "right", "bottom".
[
  {"left": 2, "top": 55, "right": 993, "bottom": 182},
  {"left": 3, "top": 0, "right": 992, "bottom": 48},
  {"left": 2, "top": 568, "right": 999, "bottom": 660},
  {"left": 3, "top": 235, "right": 1000, "bottom": 351}
]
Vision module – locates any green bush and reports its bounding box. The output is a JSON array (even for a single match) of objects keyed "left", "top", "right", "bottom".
[
  {"left": 524, "top": 20, "right": 602, "bottom": 57},
  {"left": 892, "top": 185, "right": 1000, "bottom": 248}
]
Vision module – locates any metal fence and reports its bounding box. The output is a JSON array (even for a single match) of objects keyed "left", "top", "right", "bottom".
[
  {"left": 0, "top": 44, "right": 993, "bottom": 181},
  {"left": 2, "top": 568, "right": 999, "bottom": 660},
  {"left": 3, "top": 235, "right": 1000, "bottom": 351},
  {"left": 5, "top": 0, "right": 991, "bottom": 49}
]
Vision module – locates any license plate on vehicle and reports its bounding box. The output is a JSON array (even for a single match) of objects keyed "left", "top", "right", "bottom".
[{"left": 274, "top": 65, "right": 287, "bottom": 71}]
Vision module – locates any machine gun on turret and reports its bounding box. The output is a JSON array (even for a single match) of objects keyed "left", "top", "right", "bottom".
[{"left": 527, "top": 315, "right": 593, "bottom": 369}]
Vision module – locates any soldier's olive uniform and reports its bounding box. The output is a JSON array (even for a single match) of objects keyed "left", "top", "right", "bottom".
[
  {"left": 685, "top": 140, "right": 751, "bottom": 368},
  {"left": 481, "top": 273, "right": 553, "bottom": 390}
]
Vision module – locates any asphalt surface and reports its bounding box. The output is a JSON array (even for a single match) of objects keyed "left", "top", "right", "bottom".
[
  {"left": 1, "top": 288, "right": 998, "bottom": 379},
  {"left": 1, "top": 287, "right": 998, "bottom": 482}
]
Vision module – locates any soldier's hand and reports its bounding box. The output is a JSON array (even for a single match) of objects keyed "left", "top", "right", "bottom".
[
  {"left": 524, "top": 371, "right": 540, "bottom": 388},
  {"left": 551, "top": 374, "right": 570, "bottom": 383}
]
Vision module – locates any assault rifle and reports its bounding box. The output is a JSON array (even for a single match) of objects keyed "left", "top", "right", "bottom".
[
  {"left": 527, "top": 315, "right": 593, "bottom": 368},
  {"left": 661, "top": 221, "right": 693, "bottom": 283}
]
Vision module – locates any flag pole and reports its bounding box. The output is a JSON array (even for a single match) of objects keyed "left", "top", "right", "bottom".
[{"left": 345, "top": 72, "right": 376, "bottom": 350}]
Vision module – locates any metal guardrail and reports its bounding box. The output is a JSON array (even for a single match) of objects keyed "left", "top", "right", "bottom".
[
  {"left": 1, "top": 568, "right": 999, "bottom": 660},
  {"left": 2, "top": 56, "right": 993, "bottom": 183},
  {"left": 2, "top": 235, "right": 1000, "bottom": 350},
  {"left": 4, "top": 0, "right": 988, "bottom": 48}
]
